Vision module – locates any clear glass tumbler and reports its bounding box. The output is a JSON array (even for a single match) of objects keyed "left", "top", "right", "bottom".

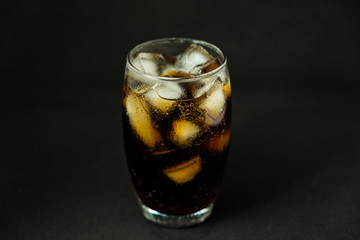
[{"left": 122, "top": 38, "right": 231, "bottom": 227}]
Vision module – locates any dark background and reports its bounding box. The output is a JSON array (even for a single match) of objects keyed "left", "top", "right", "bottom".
[{"left": 1, "top": 0, "right": 360, "bottom": 239}]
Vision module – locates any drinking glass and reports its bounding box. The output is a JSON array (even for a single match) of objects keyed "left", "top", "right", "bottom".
[{"left": 122, "top": 38, "right": 231, "bottom": 227}]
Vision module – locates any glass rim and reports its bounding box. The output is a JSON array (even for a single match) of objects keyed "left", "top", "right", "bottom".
[{"left": 126, "top": 37, "right": 227, "bottom": 83}]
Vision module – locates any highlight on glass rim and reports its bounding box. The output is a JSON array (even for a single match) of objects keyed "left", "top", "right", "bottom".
[{"left": 122, "top": 38, "right": 231, "bottom": 227}]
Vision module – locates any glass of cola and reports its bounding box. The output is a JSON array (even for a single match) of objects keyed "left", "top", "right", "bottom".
[{"left": 122, "top": 38, "right": 231, "bottom": 227}]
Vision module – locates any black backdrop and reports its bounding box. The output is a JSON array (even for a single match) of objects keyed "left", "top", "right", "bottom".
[{"left": 2, "top": 0, "right": 360, "bottom": 239}]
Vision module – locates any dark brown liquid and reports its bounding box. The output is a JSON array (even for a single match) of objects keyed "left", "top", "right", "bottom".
[{"left": 122, "top": 80, "right": 231, "bottom": 215}]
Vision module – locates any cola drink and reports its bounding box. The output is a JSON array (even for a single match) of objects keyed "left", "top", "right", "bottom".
[{"left": 122, "top": 38, "right": 231, "bottom": 226}]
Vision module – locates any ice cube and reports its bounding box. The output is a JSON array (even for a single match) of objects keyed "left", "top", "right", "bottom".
[
  {"left": 203, "top": 128, "right": 231, "bottom": 152},
  {"left": 191, "top": 76, "right": 217, "bottom": 99},
  {"left": 143, "top": 89, "right": 175, "bottom": 113},
  {"left": 124, "top": 91, "right": 161, "bottom": 149},
  {"left": 133, "top": 53, "right": 169, "bottom": 76},
  {"left": 125, "top": 74, "right": 154, "bottom": 94},
  {"left": 175, "top": 44, "right": 214, "bottom": 75},
  {"left": 153, "top": 81, "right": 185, "bottom": 100},
  {"left": 200, "top": 82, "right": 226, "bottom": 121},
  {"left": 163, "top": 155, "right": 202, "bottom": 184},
  {"left": 204, "top": 107, "right": 225, "bottom": 127},
  {"left": 170, "top": 120, "right": 201, "bottom": 147},
  {"left": 132, "top": 56, "right": 145, "bottom": 72}
]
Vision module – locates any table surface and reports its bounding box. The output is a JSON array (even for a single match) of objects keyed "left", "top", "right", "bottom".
[{"left": 2, "top": 0, "right": 360, "bottom": 239}]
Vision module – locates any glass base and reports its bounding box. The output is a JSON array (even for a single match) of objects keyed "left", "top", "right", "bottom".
[{"left": 140, "top": 203, "right": 214, "bottom": 228}]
